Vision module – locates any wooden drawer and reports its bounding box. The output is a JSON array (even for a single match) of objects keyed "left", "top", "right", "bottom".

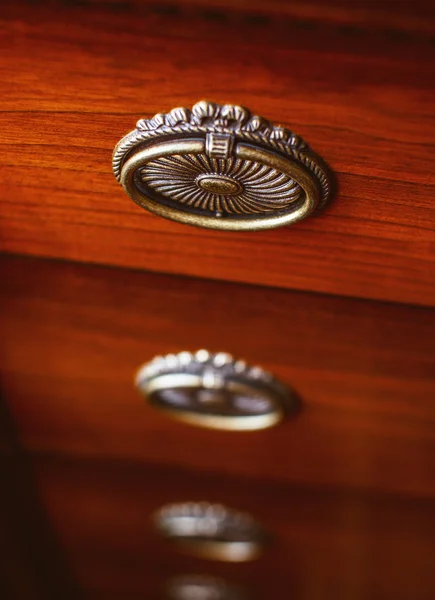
[
  {"left": 27, "top": 456, "right": 435, "bottom": 600},
  {"left": 1, "top": 255, "right": 435, "bottom": 497},
  {"left": 1, "top": 2, "right": 435, "bottom": 307}
]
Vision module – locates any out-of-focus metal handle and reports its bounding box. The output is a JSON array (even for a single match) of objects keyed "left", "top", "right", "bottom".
[
  {"left": 136, "top": 350, "right": 298, "bottom": 431},
  {"left": 154, "top": 502, "right": 267, "bottom": 562},
  {"left": 166, "top": 575, "right": 247, "bottom": 600}
]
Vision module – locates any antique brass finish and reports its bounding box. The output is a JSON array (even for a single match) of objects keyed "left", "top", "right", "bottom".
[
  {"left": 154, "top": 502, "right": 267, "bottom": 562},
  {"left": 196, "top": 173, "right": 243, "bottom": 195},
  {"left": 166, "top": 575, "right": 246, "bottom": 600},
  {"left": 113, "top": 101, "right": 333, "bottom": 230},
  {"left": 136, "top": 350, "right": 297, "bottom": 431}
]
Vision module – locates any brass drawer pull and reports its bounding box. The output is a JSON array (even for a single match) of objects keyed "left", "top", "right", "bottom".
[
  {"left": 136, "top": 350, "right": 298, "bottom": 431},
  {"left": 113, "top": 101, "right": 332, "bottom": 230},
  {"left": 154, "top": 502, "right": 267, "bottom": 562},
  {"left": 166, "top": 575, "right": 246, "bottom": 600}
]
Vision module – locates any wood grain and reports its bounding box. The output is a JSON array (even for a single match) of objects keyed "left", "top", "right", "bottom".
[
  {"left": 180, "top": 0, "right": 435, "bottom": 34},
  {"left": 30, "top": 455, "right": 435, "bottom": 600},
  {"left": 2, "top": 255, "right": 435, "bottom": 498},
  {"left": 23, "top": 0, "right": 435, "bottom": 34},
  {"left": 1, "top": 2, "right": 435, "bottom": 306}
]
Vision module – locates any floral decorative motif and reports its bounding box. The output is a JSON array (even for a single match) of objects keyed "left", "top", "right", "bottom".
[
  {"left": 140, "top": 152, "right": 302, "bottom": 215},
  {"left": 136, "top": 350, "right": 278, "bottom": 391},
  {"left": 135, "top": 350, "right": 296, "bottom": 431},
  {"left": 114, "top": 100, "right": 313, "bottom": 182},
  {"left": 113, "top": 101, "right": 333, "bottom": 229}
]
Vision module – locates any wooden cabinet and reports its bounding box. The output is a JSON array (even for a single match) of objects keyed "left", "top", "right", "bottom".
[
  {"left": 29, "top": 457, "right": 435, "bottom": 600},
  {"left": 1, "top": 1, "right": 435, "bottom": 306},
  {"left": 2, "top": 255, "right": 435, "bottom": 498},
  {"left": 1, "top": 1, "right": 435, "bottom": 599}
]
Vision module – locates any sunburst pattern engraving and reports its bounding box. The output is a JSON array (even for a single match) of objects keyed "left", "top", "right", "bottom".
[{"left": 140, "top": 152, "right": 302, "bottom": 215}]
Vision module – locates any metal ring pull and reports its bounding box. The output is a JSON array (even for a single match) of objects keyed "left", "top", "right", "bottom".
[
  {"left": 166, "top": 575, "right": 247, "bottom": 600},
  {"left": 136, "top": 350, "right": 298, "bottom": 431},
  {"left": 154, "top": 502, "right": 267, "bottom": 562},
  {"left": 113, "top": 101, "right": 333, "bottom": 230}
]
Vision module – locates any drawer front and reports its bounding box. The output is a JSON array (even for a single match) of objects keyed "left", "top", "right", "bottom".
[
  {"left": 1, "top": 2, "right": 435, "bottom": 306},
  {"left": 28, "top": 456, "right": 435, "bottom": 600},
  {"left": 1, "top": 255, "right": 435, "bottom": 497}
]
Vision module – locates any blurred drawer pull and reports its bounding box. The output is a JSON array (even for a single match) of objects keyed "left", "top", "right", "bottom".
[
  {"left": 113, "top": 100, "right": 333, "bottom": 231},
  {"left": 154, "top": 502, "right": 267, "bottom": 562},
  {"left": 136, "top": 350, "right": 298, "bottom": 431},
  {"left": 166, "top": 575, "right": 246, "bottom": 600}
]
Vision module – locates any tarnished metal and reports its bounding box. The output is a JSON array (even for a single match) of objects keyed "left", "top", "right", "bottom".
[
  {"left": 113, "top": 101, "right": 333, "bottom": 230},
  {"left": 136, "top": 350, "right": 298, "bottom": 431},
  {"left": 154, "top": 502, "right": 267, "bottom": 562},
  {"left": 166, "top": 575, "right": 246, "bottom": 600}
]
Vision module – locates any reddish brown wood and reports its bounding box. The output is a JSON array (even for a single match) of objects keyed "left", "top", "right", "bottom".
[
  {"left": 30, "top": 455, "right": 435, "bottom": 600},
  {"left": 2, "top": 255, "right": 435, "bottom": 498},
  {"left": 20, "top": 0, "right": 435, "bottom": 34},
  {"left": 1, "top": 2, "right": 435, "bottom": 306},
  {"left": 182, "top": 0, "right": 435, "bottom": 33}
]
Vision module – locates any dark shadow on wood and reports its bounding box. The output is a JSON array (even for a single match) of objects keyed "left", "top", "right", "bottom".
[{"left": 0, "top": 392, "right": 82, "bottom": 600}]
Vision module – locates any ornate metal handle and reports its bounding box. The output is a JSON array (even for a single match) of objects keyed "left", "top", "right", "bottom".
[
  {"left": 154, "top": 502, "right": 267, "bottom": 562},
  {"left": 136, "top": 350, "right": 298, "bottom": 431},
  {"left": 113, "top": 101, "right": 333, "bottom": 231}
]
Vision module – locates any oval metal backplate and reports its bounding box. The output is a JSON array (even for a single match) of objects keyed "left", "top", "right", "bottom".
[
  {"left": 154, "top": 502, "right": 268, "bottom": 562},
  {"left": 136, "top": 350, "right": 298, "bottom": 431},
  {"left": 166, "top": 575, "right": 247, "bottom": 600},
  {"left": 113, "top": 101, "right": 333, "bottom": 230}
]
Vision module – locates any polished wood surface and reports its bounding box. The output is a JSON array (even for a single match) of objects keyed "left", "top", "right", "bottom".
[
  {"left": 2, "top": 255, "right": 435, "bottom": 497},
  {"left": 1, "top": 2, "right": 435, "bottom": 307},
  {"left": 15, "top": 0, "right": 435, "bottom": 33},
  {"left": 179, "top": 0, "right": 435, "bottom": 33},
  {"left": 29, "top": 455, "right": 435, "bottom": 600},
  {"left": 1, "top": 1, "right": 435, "bottom": 596}
]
